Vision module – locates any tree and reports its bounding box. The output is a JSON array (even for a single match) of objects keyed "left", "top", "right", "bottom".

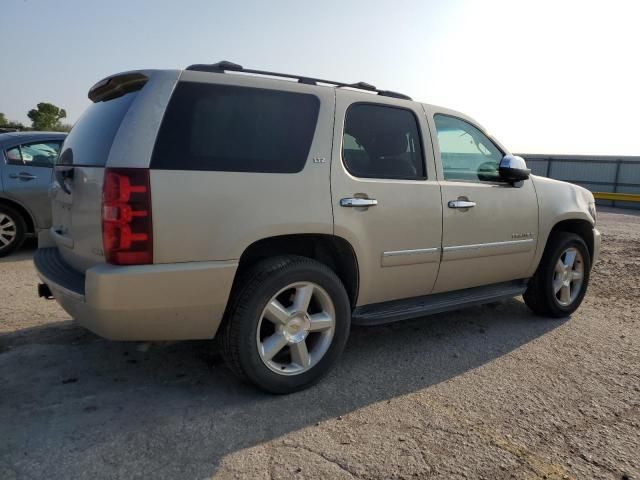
[
  {"left": 27, "top": 102, "right": 67, "bottom": 130},
  {"left": 0, "top": 112, "right": 25, "bottom": 131}
]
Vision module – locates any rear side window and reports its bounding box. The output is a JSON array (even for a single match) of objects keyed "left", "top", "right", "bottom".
[
  {"left": 57, "top": 91, "right": 138, "bottom": 166},
  {"left": 150, "top": 82, "right": 320, "bottom": 173},
  {"left": 342, "top": 104, "right": 425, "bottom": 180}
]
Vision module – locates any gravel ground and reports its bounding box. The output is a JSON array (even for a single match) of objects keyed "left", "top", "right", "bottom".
[{"left": 1, "top": 208, "right": 638, "bottom": 480}]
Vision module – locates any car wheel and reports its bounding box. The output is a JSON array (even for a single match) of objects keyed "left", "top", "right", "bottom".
[
  {"left": 221, "top": 255, "right": 351, "bottom": 394},
  {"left": 0, "top": 205, "right": 26, "bottom": 257},
  {"left": 524, "top": 232, "right": 591, "bottom": 317}
]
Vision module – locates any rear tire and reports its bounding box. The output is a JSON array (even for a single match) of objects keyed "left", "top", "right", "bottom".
[
  {"left": 221, "top": 255, "right": 351, "bottom": 394},
  {"left": 0, "top": 205, "right": 26, "bottom": 257},
  {"left": 524, "top": 232, "right": 590, "bottom": 317}
]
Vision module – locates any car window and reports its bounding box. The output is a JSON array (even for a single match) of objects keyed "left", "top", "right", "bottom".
[
  {"left": 343, "top": 104, "right": 425, "bottom": 180},
  {"left": 151, "top": 82, "right": 320, "bottom": 173},
  {"left": 434, "top": 114, "right": 503, "bottom": 182},
  {"left": 5, "top": 147, "right": 22, "bottom": 165},
  {"left": 4, "top": 141, "right": 62, "bottom": 167},
  {"left": 57, "top": 91, "right": 138, "bottom": 167}
]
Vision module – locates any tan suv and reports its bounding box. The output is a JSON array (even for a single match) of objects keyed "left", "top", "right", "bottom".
[{"left": 35, "top": 61, "right": 601, "bottom": 393}]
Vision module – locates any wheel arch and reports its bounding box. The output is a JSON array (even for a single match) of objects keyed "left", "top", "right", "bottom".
[
  {"left": 546, "top": 218, "right": 594, "bottom": 261},
  {"left": 0, "top": 196, "right": 35, "bottom": 235},
  {"left": 234, "top": 234, "right": 360, "bottom": 307}
]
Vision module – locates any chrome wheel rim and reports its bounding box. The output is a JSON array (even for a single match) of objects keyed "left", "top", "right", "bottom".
[
  {"left": 0, "top": 213, "right": 17, "bottom": 249},
  {"left": 553, "top": 247, "right": 584, "bottom": 307},
  {"left": 256, "top": 282, "right": 335, "bottom": 376}
]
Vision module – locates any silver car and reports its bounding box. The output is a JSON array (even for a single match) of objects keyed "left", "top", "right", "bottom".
[{"left": 0, "top": 132, "right": 66, "bottom": 256}]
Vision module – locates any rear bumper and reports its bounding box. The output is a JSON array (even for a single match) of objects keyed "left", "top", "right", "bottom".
[{"left": 34, "top": 248, "right": 238, "bottom": 341}]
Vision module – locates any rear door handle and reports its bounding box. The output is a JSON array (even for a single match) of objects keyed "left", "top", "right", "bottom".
[
  {"left": 9, "top": 172, "right": 37, "bottom": 180},
  {"left": 340, "top": 197, "right": 378, "bottom": 207},
  {"left": 448, "top": 200, "right": 476, "bottom": 209}
]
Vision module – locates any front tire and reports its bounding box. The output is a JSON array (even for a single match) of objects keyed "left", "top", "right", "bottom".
[
  {"left": 221, "top": 256, "right": 351, "bottom": 394},
  {"left": 524, "top": 232, "right": 591, "bottom": 317},
  {"left": 0, "top": 205, "right": 26, "bottom": 257}
]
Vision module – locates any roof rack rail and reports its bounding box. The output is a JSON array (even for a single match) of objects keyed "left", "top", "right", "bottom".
[{"left": 185, "top": 61, "right": 412, "bottom": 100}]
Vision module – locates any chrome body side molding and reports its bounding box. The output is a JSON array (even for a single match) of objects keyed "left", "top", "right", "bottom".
[
  {"left": 381, "top": 247, "right": 440, "bottom": 267},
  {"left": 442, "top": 238, "right": 535, "bottom": 261}
]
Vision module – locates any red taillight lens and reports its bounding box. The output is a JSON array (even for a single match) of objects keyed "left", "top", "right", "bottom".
[{"left": 102, "top": 168, "right": 152, "bottom": 265}]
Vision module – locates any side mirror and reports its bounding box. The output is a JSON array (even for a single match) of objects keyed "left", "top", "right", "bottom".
[{"left": 499, "top": 154, "right": 530, "bottom": 183}]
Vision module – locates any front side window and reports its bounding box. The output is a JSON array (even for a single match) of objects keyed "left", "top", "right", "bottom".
[
  {"left": 434, "top": 114, "right": 503, "bottom": 182},
  {"left": 151, "top": 83, "right": 320, "bottom": 173},
  {"left": 342, "top": 104, "right": 425, "bottom": 180},
  {"left": 5, "top": 141, "right": 61, "bottom": 167}
]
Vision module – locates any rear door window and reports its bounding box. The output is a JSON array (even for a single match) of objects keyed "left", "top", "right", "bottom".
[
  {"left": 342, "top": 103, "right": 425, "bottom": 180},
  {"left": 5, "top": 141, "right": 62, "bottom": 167},
  {"left": 150, "top": 82, "right": 320, "bottom": 173},
  {"left": 5, "top": 147, "right": 22, "bottom": 165}
]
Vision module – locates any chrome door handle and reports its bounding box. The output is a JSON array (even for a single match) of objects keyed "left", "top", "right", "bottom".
[
  {"left": 340, "top": 197, "right": 378, "bottom": 207},
  {"left": 448, "top": 200, "right": 476, "bottom": 209},
  {"left": 9, "top": 172, "right": 37, "bottom": 180}
]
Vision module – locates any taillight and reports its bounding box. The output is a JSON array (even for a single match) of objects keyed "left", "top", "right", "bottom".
[{"left": 102, "top": 168, "right": 152, "bottom": 265}]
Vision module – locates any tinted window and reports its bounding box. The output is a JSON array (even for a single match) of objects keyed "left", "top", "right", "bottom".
[
  {"left": 434, "top": 114, "right": 503, "bottom": 182},
  {"left": 342, "top": 104, "right": 425, "bottom": 180},
  {"left": 151, "top": 82, "right": 320, "bottom": 173},
  {"left": 5, "top": 141, "right": 61, "bottom": 167},
  {"left": 57, "top": 91, "right": 138, "bottom": 166}
]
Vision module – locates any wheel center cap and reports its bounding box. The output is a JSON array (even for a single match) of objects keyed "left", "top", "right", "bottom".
[{"left": 283, "top": 314, "right": 311, "bottom": 343}]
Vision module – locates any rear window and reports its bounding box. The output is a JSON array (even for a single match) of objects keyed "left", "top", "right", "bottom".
[
  {"left": 150, "top": 82, "right": 320, "bottom": 173},
  {"left": 57, "top": 91, "right": 138, "bottom": 166}
]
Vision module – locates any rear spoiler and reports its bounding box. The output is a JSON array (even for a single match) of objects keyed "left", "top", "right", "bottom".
[{"left": 88, "top": 72, "right": 148, "bottom": 103}]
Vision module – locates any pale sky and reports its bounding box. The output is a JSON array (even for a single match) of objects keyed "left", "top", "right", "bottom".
[{"left": 2, "top": 0, "right": 639, "bottom": 155}]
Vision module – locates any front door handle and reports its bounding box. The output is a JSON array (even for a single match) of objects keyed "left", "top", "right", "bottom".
[
  {"left": 340, "top": 197, "right": 378, "bottom": 207},
  {"left": 9, "top": 172, "right": 37, "bottom": 181},
  {"left": 448, "top": 200, "right": 476, "bottom": 209}
]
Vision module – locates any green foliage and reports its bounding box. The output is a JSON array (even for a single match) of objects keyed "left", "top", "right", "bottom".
[
  {"left": 27, "top": 102, "right": 67, "bottom": 131},
  {"left": 0, "top": 112, "right": 25, "bottom": 131}
]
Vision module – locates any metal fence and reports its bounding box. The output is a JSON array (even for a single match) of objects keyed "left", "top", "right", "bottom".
[{"left": 517, "top": 154, "right": 640, "bottom": 209}]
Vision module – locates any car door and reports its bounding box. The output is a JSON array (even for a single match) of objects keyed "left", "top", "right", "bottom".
[
  {"left": 331, "top": 92, "right": 443, "bottom": 306},
  {"left": 425, "top": 107, "right": 539, "bottom": 293},
  {"left": 2, "top": 140, "right": 62, "bottom": 230}
]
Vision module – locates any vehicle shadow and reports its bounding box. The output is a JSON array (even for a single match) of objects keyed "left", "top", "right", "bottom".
[
  {"left": 0, "top": 299, "right": 567, "bottom": 478},
  {"left": 0, "top": 239, "right": 37, "bottom": 264}
]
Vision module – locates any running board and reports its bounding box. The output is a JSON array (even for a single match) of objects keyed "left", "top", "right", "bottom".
[{"left": 352, "top": 280, "right": 529, "bottom": 326}]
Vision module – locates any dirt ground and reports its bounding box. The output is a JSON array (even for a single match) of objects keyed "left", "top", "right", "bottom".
[{"left": 1, "top": 208, "right": 638, "bottom": 480}]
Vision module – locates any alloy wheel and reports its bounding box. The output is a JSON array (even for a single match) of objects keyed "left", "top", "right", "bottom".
[
  {"left": 0, "top": 213, "right": 17, "bottom": 249},
  {"left": 256, "top": 282, "right": 336, "bottom": 376},
  {"left": 552, "top": 247, "right": 584, "bottom": 307}
]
